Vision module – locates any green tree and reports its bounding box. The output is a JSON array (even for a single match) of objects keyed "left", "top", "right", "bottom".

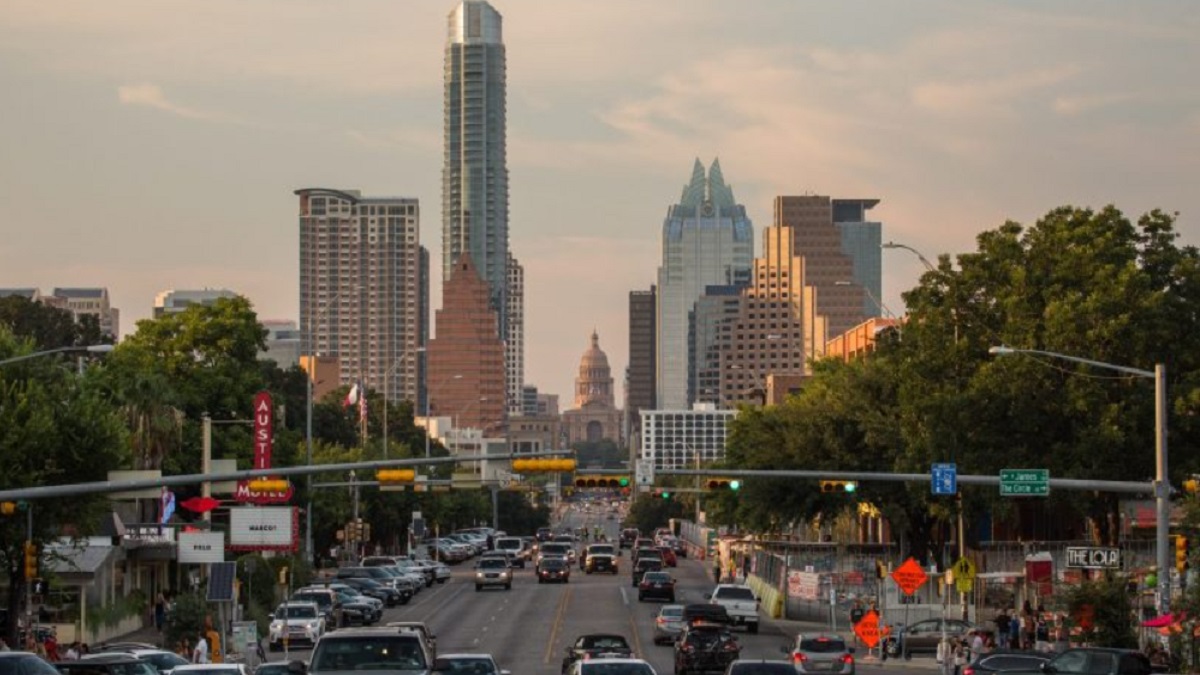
[
  {"left": 1058, "top": 574, "right": 1136, "bottom": 648},
  {"left": 0, "top": 326, "right": 128, "bottom": 647},
  {"left": 625, "top": 492, "right": 687, "bottom": 534}
]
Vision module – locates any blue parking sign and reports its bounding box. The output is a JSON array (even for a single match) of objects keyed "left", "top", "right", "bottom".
[{"left": 931, "top": 463, "right": 957, "bottom": 495}]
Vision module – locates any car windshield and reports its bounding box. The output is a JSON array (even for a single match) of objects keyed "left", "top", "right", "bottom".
[
  {"left": 277, "top": 606, "right": 318, "bottom": 619},
  {"left": 590, "top": 546, "right": 615, "bottom": 555},
  {"left": 643, "top": 572, "right": 671, "bottom": 582},
  {"left": 293, "top": 593, "right": 331, "bottom": 608},
  {"left": 579, "top": 636, "right": 630, "bottom": 650},
  {"left": 541, "top": 544, "right": 570, "bottom": 554},
  {"left": 542, "top": 559, "right": 566, "bottom": 569},
  {"left": 579, "top": 664, "right": 653, "bottom": 675},
  {"left": 1, "top": 655, "right": 61, "bottom": 675},
  {"left": 496, "top": 540, "right": 521, "bottom": 550},
  {"left": 142, "top": 653, "right": 191, "bottom": 672},
  {"left": 660, "top": 607, "right": 684, "bottom": 619},
  {"left": 313, "top": 637, "right": 427, "bottom": 671},
  {"left": 715, "top": 587, "right": 755, "bottom": 601},
  {"left": 800, "top": 638, "right": 847, "bottom": 652},
  {"left": 479, "top": 559, "right": 507, "bottom": 569}
]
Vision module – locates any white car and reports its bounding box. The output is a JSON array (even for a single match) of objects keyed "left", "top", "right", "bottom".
[
  {"left": 566, "top": 658, "right": 657, "bottom": 675},
  {"left": 169, "top": 666, "right": 250, "bottom": 675},
  {"left": 268, "top": 601, "right": 326, "bottom": 649},
  {"left": 435, "top": 653, "right": 510, "bottom": 675}
]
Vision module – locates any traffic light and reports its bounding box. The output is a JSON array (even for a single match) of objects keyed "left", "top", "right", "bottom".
[
  {"left": 512, "top": 458, "right": 577, "bottom": 473},
  {"left": 1185, "top": 478, "right": 1199, "bottom": 494},
  {"left": 248, "top": 478, "right": 289, "bottom": 494},
  {"left": 1, "top": 502, "right": 16, "bottom": 516},
  {"left": 23, "top": 541, "right": 38, "bottom": 581},
  {"left": 654, "top": 488, "right": 672, "bottom": 499},
  {"left": 704, "top": 478, "right": 741, "bottom": 490},
  {"left": 1177, "top": 536, "right": 1189, "bottom": 573},
  {"left": 573, "top": 475, "right": 630, "bottom": 488},
  {"left": 820, "top": 480, "right": 857, "bottom": 493},
  {"left": 377, "top": 469, "right": 417, "bottom": 484}
]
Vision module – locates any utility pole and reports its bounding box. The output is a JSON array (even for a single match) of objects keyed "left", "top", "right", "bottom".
[{"left": 202, "top": 415, "right": 212, "bottom": 524}]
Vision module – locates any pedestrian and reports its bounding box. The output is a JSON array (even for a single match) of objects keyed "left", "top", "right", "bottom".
[
  {"left": 1035, "top": 615, "right": 1050, "bottom": 652},
  {"left": 970, "top": 630, "right": 984, "bottom": 661},
  {"left": 953, "top": 638, "right": 968, "bottom": 675},
  {"left": 154, "top": 591, "right": 166, "bottom": 633},
  {"left": 192, "top": 633, "right": 209, "bottom": 664},
  {"left": 65, "top": 642, "right": 80, "bottom": 660},
  {"left": 995, "top": 609, "right": 1011, "bottom": 649},
  {"left": 1007, "top": 609, "right": 1020, "bottom": 651}
]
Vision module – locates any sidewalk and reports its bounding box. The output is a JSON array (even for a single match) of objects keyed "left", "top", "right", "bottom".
[{"left": 102, "top": 624, "right": 168, "bottom": 649}]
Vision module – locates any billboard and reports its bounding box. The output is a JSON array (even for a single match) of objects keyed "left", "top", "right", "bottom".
[
  {"left": 229, "top": 506, "right": 297, "bottom": 551},
  {"left": 178, "top": 531, "right": 226, "bottom": 564}
]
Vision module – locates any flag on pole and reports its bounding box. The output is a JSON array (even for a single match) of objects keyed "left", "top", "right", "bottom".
[
  {"left": 160, "top": 489, "right": 176, "bottom": 525},
  {"left": 344, "top": 382, "right": 360, "bottom": 408},
  {"left": 359, "top": 388, "right": 368, "bottom": 422}
]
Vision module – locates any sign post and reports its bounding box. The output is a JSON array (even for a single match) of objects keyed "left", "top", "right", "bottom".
[
  {"left": 931, "top": 463, "right": 957, "bottom": 496},
  {"left": 953, "top": 557, "right": 976, "bottom": 594},
  {"left": 891, "top": 558, "right": 928, "bottom": 659},
  {"left": 1000, "top": 469, "right": 1050, "bottom": 497}
]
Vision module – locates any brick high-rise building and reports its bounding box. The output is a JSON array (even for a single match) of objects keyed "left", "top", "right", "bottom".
[
  {"left": 774, "top": 196, "right": 876, "bottom": 337},
  {"left": 426, "top": 257, "right": 506, "bottom": 434},
  {"left": 296, "top": 188, "right": 420, "bottom": 402}
]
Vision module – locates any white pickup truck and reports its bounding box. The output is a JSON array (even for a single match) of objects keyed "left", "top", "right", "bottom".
[{"left": 709, "top": 584, "right": 760, "bottom": 633}]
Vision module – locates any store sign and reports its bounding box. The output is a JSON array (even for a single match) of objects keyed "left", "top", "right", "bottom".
[
  {"left": 1066, "top": 546, "right": 1121, "bottom": 570},
  {"left": 178, "top": 531, "right": 226, "bottom": 564},
  {"left": 229, "top": 506, "right": 297, "bottom": 551},
  {"left": 235, "top": 391, "right": 293, "bottom": 504}
]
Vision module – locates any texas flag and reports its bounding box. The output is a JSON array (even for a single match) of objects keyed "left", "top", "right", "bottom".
[{"left": 344, "top": 382, "right": 360, "bottom": 408}]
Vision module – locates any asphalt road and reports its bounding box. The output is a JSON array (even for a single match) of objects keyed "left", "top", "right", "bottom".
[{"left": 269, "top": 501, "right": 937, "bottom": 675}]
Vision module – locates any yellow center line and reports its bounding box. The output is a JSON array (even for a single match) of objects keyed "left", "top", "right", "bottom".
[
  {"left": 628, "top": 612, "right": 645, "bottom": 660},
  {"left": 543, "top": 585, "right": 573, "bottom": 664}
]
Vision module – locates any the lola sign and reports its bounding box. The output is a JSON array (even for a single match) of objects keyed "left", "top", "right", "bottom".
[
  {"left": 1065, "top": 547, "right": 1122, "bottom": 570},
  {"left": 236, "top": 391, "right": 293, "bottom": 504}
]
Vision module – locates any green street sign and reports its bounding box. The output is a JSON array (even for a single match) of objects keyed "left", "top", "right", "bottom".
[{"left": 1000, "top": 469, "right": 1050, "bottom": 497}]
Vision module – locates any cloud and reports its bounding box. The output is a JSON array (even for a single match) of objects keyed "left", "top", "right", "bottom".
[
  {"left": 117, "top": 83, "right": 224, "bottom": 122},
  {"left": 910, "top": 65, "right": 1081, "bottom": 117}
]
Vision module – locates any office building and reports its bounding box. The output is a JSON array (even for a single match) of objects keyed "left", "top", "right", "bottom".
[
  {"left": 296, "top": 188, "right": 420, "bottom": 403},
  {"left": 715, "top": 220, "right": 827, "bottom": 407},
  {"left": 656, "top": 159, "right": 754, "bottom": 409},
  {"left": 418, "top": 245, "right": 431, "bottom": 414},
  {"left": 626, "top": 286, "right": 657, "bottom": 448},
  {"left": 506, "top": 253, "right": 524, "bottom": 415},
  {"left": 639, "top": 404, "right": 737, "bottom": 471},
  {"left": 833, "top": 199, "right": 884, "bottom": 317},
  {"left": 688, "top": 285, "right": 744, "bottom": 406},
  {"left": 562, "top": 331, "right": 623, "bottom": 445},
  {"left": 443, "top": 0, "right": 510, "bottom": 332},
  {"left": 774, "top": 196, "right": 878, "bottom": 336},
  {"left": 153, "top": 289, "right": 238, "bottom": 318},
  {"left": 260, "top": 319, "right": 301, "bottom": 368},
  {"left": 426, "top": 257, "right": 506, "bottom": 434},
  {"left": 50, "top": 287, "right": 120, "bottom": 338}
]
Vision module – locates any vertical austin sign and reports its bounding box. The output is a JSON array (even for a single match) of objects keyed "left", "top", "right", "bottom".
[{"left": 235, "top": 391, "right": 294, "bottom": 504}]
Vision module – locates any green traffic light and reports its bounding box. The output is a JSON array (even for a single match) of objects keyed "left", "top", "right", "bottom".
[
  {"left": 619, "top": 477, "right": 629, "bottom": 487},
  {"left": 845, "top": 482, "right": 857, "bottom": 493},
  {"left": 661, "top": 491, "right": 671, "bottom": 499},
  {"left": 729, "top": 480, "right": 740, "bottom": 491}
]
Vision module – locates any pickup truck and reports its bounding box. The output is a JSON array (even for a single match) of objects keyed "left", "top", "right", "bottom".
[{"left": 708, "top": 584, "right": 759, "bottom": 633}]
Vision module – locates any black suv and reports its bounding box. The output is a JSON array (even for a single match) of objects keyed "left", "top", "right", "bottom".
[
  {"left": 674, "top": 623, "right": 741, "bottom": 674},
  {"left": 632, "top": 557, "right": 663, "bottom": 586}
]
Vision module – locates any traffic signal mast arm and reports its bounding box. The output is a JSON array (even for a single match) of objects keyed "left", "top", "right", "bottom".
[{"left": 656, "top": 468, "right": 1158, "bottom": 495}]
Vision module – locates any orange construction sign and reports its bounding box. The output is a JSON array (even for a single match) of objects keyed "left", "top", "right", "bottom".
[
  {"left": 854, "top": 609, "right": 882, "bottom": 648},
  {"left": 891, "top": 557, "right": 928, "bottom": 596}
]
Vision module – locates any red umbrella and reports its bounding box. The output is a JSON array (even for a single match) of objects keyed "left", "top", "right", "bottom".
[
  {"left": 180, "top": 496, "right": 221, "bottom": 514},
  {"left": 1142, "top": 613, "right": 1176, "bottom": 628}
]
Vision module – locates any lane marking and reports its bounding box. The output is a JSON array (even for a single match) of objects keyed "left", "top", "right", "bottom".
[
  {"left": 421, "top": 580, "right": 468, "bottom": 624},
  {"left": 542, "top": 585, "right": 572, "bottom": 665},
  {"left": 628, "top": 613, "right": 645, "bottom": 660},
  {"left": 620, "top": 587, "right": 628, "bottom": 606}
]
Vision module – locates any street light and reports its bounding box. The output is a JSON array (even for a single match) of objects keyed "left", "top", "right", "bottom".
[
  {"left": 835, "top": 280, "right": 898, "bottom": 321},
  {"left": 882, "top": 241, "right": 936, "bottom": 271},
  {"left": 383, "top": 348, "right": 424, "bottom": 460},
  {"left": 989, "top": 345, "right": 1169, "bottom": 612},
  {"left": 0, "top": 344, "right": 114, "bottom": 368}
]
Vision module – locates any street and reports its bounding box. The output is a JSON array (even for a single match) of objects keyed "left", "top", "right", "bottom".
[{"left": 267, "top": 505, "right": 941, "bottom": 675}]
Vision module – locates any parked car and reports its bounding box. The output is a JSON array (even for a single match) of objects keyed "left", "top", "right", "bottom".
[
  {"left": 886, "top": 619, "right": 974, "bottom": 657},
  {"left": 995, "top": 648, "right": 1151, "bottom": 675},
  {"left": 962, "top": 650, "right": 1053, "bottom": 675}
]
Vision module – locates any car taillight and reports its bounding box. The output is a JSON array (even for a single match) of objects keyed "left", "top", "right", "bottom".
[
  {"left": 963, "top": 668, "right": 973, "bottom": 675},
  {"left": 793, "top": 653, "right": 807, "bottom": 663},
  {"left": 656, "top": 617, "right": 667, "bottom": 624},
  {"left": 723, "top": 642, "right": 739, "bottom": 651},
  {"left": 843, "top": 655, "right": 854, "bottom": 664}
]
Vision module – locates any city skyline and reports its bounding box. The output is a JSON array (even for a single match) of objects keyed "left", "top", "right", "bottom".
[{"left": 1, "top": 1, "right": 1196, "bottom": 403}]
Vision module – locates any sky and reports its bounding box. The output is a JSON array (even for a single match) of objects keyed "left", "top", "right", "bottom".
[{"left": 1, "top": 1, "right": 1197, "bottom": 404}]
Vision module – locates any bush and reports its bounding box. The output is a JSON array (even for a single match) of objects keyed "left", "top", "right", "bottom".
[{"left": 164, "top": 592, "right": 208, "bottom": 651}]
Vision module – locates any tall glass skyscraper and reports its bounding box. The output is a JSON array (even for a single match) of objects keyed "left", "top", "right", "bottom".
[
  {"left": 655, "top": 159, "right": 754, "bottom": 410},
  {"left": 443, "top": 0, "right": 509, "bottom": 328}
]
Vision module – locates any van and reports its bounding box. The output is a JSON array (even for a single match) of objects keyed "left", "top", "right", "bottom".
[{"left": 493, "top": 537, "right": 527, "bottom": 567}]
